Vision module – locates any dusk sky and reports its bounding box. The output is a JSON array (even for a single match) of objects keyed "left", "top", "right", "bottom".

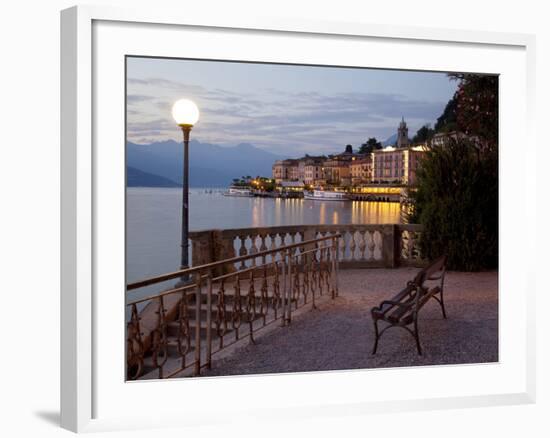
[{"left": 126, "top": 57, "right": 458, "bottom": 157}]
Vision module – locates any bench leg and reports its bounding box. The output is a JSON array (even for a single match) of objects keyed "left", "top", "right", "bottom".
[
  {"left": 372, "top": 319, "right": 380, "bottom": 355},
  {"left": 430, "top": 290, "right": 447, "bottom": 319},
  {"left": 414, "top": 319, "right": 422, "bottom": 355},
  {"left": 439, "top": 289, "right": 447, "bottom": 319}
]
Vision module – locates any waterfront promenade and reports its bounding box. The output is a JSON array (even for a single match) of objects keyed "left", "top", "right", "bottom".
[{"left": 199, "top": 268, "right": 498, "bottom": 376}]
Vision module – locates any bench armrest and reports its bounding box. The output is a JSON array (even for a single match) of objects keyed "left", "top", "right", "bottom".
[{"left": 379, "top": 300, "right": 414, "bottom": 309}]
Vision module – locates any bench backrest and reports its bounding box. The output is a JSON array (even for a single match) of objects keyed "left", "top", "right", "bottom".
[
  {"left": 373, "top": 255, "right": 447, "bottom": 324},
  {"left": 416, "top": 255, "right": 447, "bottom": 288}
]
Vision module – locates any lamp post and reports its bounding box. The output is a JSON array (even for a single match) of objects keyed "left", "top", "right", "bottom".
[{"left": 172, "top": 99, "right": 200, "bottom": 278}]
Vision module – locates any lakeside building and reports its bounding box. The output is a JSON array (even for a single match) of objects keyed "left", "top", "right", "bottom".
[
  {"left": 272, "top": 147, "right": 365, "bottom": 187},
  {"left": 272, "top": 159, "right": 299, "bottom": 183},
  {"left": 304, "top": 159, "right": 325, "bottom": 186},
  {"left": 371, "top": 145, "right": 426, "bottom": 185},
  {"left": 321, "top": 145, "right": 362, "bottom": 187},
  {"left": 273, "top": 157, "right": 326, "bottom": 184},
  {"left": 350, "top": 157, "right": 373, "bottom": 185},
  {"left": 323, "top": 157, "right": 351, "bottom": 186},
  {"left": 271, "top": 118, "right": 428, "bottom": 187},
  {"left": 430, "top": 131, "right": 476, "bottom": 147},
  {"left": 272, "top": 160, "right": 285, "bottom": 183}
]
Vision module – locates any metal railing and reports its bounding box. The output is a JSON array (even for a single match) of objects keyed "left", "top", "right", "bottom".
[{"left": 126, "top": 233, "right": 341, "bottom": 380}]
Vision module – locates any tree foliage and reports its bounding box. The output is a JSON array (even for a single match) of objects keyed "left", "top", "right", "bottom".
[
  {"left": 358, "top": 137, "right": 382, "bottom": 154},
  {"left": 410, "top": 139, "right": 498, "bottom": 270},
  {"left": 410, "top": 73, "right": 499, "bottom": 271},
  {"left": 412, "top": 124, "right": 434, "bottom": 144},
  {"left": 434, "top": 97, "right": 458, "bottom": 133},
  {"left": 449, "top": 73, "right": 499, "bottom": 152}
]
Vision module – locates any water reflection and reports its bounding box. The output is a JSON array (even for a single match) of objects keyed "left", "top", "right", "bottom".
[
  {"left": 246, "top": 198, "right": 401, "bottom": 228},
  {"left": 126, "top": 188, "right": 402, "bottom": 286},
  {"left": 319, "top": 203, "right": 326, "bottom": 224},
  {"left": 350, "top": 201, "right": 401, "bottom": 224}
]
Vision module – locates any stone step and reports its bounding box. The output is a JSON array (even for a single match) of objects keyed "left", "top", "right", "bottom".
[
  {"left": 166, "top": 320, "right": 219, "bottom": 337},
  {"left": 181, "top": 304, "right": 282, "bottom": 321},
  {"left": 192, "top": 290, "right": 283, "bottom": 304},
  {"left": 140, "top": 352, "right": 196, "bottom": 379},
  {"left": 165, "top": 337, "right": 197, "bottom": 357},
  {"left": 165, "top": 312, "right": 269, "bottom": 337}
]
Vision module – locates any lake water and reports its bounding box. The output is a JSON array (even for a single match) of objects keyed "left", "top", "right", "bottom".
[{"left": 126, "top": 187, "right": 401, "bottom": 288}]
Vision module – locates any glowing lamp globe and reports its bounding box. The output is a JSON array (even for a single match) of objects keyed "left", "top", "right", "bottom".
[{"left": 172, "top": 99, "right": 200, "bottom": 126}]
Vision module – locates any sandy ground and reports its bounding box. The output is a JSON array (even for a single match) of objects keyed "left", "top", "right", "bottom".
[{"left": 201, "top": 268, "right": 498, "bottom": 376}]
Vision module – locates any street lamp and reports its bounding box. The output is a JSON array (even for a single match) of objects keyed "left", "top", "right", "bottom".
[{"left": 172, "top": 98, "right": 200, "bottom": 277}]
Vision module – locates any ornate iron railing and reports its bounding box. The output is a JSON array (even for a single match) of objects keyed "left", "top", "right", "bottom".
[
  {"left": 126, "top": 234, "right": 340, "bottom": 380},
  {"left": 189, "top": 224, "right": 424, "bottom": 270}
]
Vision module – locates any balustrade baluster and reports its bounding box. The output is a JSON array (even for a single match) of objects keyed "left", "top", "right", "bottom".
[
  {"left": 401, "top": 230, "right": 409, "bottom": 260},
  {"left": 349, "top": 229, "right": 357, "bottom": 261},
  {"left": 259, "top": 234, "right": 268, "bottom": 264},
  {"left": 358, "top": 230, "right": 367, "bottom": 260},
  {"left": 374, "top": 231, "right": 383, "bottom": 260},
  {"left": 367, "top": 231, "right": 376, "bottom": 261},
  {"left": 238, "top": 235, "right": 247, "bottom": 269},
  {"left": 339, "top": 233, "right": 346, "bottom": 262},
  {"left": 399, "top": 231, "right": 408, "bottom": 260},
  {"left": 268, "top": 233, "right": 277, "bottom": 263},
  {"left": 249, "top": 234, "right": 259, "bottom": 267},
  {"left": 410, "top": 231, "right": 420, "bottom": 260},
  {"left": 290, "top": 231, "right": 296, "bottom": 245},
  {"left": 407, "top": 231, "right": 413, "bottom": 260}
]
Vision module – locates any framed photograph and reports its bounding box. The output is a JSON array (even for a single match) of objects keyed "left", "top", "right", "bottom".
[{"left": 61, "top": 5, "right": 536, "bottom": 432}]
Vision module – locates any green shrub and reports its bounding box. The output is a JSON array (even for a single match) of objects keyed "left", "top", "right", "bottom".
[{"left": 410, "top": 139, "right": 498, "bottom": 271}]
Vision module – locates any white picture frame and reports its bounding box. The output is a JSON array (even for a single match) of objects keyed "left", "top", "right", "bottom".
[{"left": 60, "top": 4, "right": 536, "bottom": 433}]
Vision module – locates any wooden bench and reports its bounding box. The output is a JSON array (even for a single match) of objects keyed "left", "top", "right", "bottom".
[{"left": 370, "top": 255, "right": 447, "bottom": 355}]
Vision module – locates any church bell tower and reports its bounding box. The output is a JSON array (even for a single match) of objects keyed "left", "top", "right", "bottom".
[{"left": 397, "top": 116, "right": 409, "bottom": 148}]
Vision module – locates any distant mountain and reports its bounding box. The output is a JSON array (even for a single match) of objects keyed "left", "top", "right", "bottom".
[
  {"left": 382, "top": 133, "right": 398, "bottom": 146},
  {"left": 127, "top": 139, "right": 283, "bottom": 188},
  {"left": 127, "top": 166, "right": 181, "bottom": 188}
]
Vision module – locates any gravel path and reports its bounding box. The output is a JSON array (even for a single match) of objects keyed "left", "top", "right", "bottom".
[{"left": 202, "top": 268, "right": 498, "bottom": 376}]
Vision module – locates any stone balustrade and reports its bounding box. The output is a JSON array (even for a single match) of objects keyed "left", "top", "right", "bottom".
[{"left": 189, "top": 224, "right": 424, "bottom": 273}]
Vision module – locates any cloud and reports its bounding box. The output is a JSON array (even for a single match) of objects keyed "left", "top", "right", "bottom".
[
  {"left": 126, "top": 77, "right": 450, "bottom": 156},
  {"left": 126, "top": 94, "right": 155, "bottom": 104}
]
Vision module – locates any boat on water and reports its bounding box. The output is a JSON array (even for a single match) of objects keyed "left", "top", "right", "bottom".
[
  {"left": 223, "top": 187, "right": 254, "bottom": 197},
  {"left": 304, "top": 189, "right": 349, "bottom": 201}
]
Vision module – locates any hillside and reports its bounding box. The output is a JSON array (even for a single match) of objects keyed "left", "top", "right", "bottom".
[
  {"left": 127, "top": 139, "right": 283, "bottom": 188},
  {"left": 127, "top": 166, "right": 181, "bottom": 188}
]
